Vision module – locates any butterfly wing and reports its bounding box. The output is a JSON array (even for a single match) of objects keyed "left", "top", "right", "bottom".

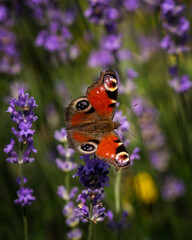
[
  {"left": 65, "top": 130, "right": 100, "bottom": 155},
  {"left": 65, "top": 96, "right": 99, "bottom": 130},
  {"left": 86, "top": 70, "right": 118, "bottom": 120},
  {"left": 65, "top": 96, "right": 101, "bottom": 153},
  {"left": 96, "top": 131, "right": 130, "bottom": 170}
]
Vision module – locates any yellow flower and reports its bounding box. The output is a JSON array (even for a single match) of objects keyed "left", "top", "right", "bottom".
[{"left": 133, "top": 171, "right": 158, "bottom": 204}]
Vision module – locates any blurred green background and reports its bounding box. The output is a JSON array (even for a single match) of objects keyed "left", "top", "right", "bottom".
[{"left": 0, "top": 1, "right": 192, "bottom": 240}]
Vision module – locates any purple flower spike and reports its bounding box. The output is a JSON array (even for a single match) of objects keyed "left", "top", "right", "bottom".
[
  {"left": 5, "top": 89, "right": 37, "bottom": 206},
  {"left": 74, "top": 156, "right": 108, "bottom": 223}
]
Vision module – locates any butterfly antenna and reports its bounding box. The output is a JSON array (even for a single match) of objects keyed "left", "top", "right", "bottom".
[
  {"left": 127, "top": 131, "right": 143, "bottom": 141},
  {"left": 128, "top": 103, "right": 138, "bottom": 114}
]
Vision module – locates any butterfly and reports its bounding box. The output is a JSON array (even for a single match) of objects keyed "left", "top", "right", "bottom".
[{"left": 65, "top": 70, "right": 129, "bottom": 171}]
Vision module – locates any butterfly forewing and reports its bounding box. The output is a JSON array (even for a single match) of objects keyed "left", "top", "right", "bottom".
[{"left": 86, "top": 70, "right": 118, "bottom": 119}]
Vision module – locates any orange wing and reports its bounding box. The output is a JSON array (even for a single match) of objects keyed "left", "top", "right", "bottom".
[{"left": 96, "top": 132, "right": 130, "bottom": 170}]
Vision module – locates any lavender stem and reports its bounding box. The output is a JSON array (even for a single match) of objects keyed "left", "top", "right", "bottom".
[
  {"left": 88, "top": 200, "right": 93, "bottom": 240},
  {"left": 115, "top": 170, "right": 121, "bottom": 214}
]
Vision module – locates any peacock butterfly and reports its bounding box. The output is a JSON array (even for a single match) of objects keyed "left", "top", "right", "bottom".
[{"left": 65, "top": 70, "right": 129, "bottom": 171}]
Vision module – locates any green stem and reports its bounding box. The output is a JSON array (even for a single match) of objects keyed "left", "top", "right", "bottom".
[
  {"left": 19, "top": 142, "right": 24, "bottom": 186},
  {"left": 65, "top": 172, "right": 70, "bottom": 193},
  {"left": 64, "top": 142, "right": 70, "bottom": 192},
  {"left": 73, "top": 0, "right": 97, "bottom": 46},
  {"left": 154, "top": 10, "right": 162, "bottom": 41},
  {"left": 175, "top": 54, "right": 180, "bottom": 74},
  {"left": 23, "top": 208, "right": 29, "bottom": 240},
  {"left": 88, "top": 200, "right": 93, "bottom": 240},
  {"left": 115, "top": 170, "right": 122, "bottom": 214},
  {"left": 18, "top": 142, "right": 29, "bottom": 240}
]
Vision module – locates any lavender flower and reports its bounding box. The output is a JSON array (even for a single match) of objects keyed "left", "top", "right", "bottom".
[
  {"left": 0, "top": 28, "right": 22, "bottom": 75},
  {"left": 161, "top": 1, "right": 189, "bottom": 36},
  {"left": 57, "top": 186, "right": 78, "bottom": 201},
  {"left": 4, "top": 88, "right": 38, "bottom": 163},
  {"left": 15, "top": 177, "right": 36, "bottom": 207},
  {"left": 75, "top": 188, "right": 107, "bottom": 223},
  {"left": 74, "top": 155, "right": 109, "bottom": 223},
  {"left": 159, "top": 1, "right": 190, "bottom": 93},
  {"left": 0, "top": 3, "right": 22, "bottom": 75},
  {"left": 54, "top": 127, "right": 67, "bottom": 143},
  {"left": 4, "top": 89, "right": 37, "bottom": 207},
  {"left": 162, "top": 176, "right": 186, "bottom": 201},
  {"left": 130, "top": 147, "right": 140, "bottom": 165},
  {"left": 55, "top": 128, "right": 77, "bottom": 173},
  {"left": 85, "top": 0, "right": 131, "bottom": 69},
  {"left": 27, "top": 1, "right": 78, "bottom": 63},
  {"left": 167, "top": 66, "right": 192, "bottom": 93},
  {"left": 55, "top": 127, "right": 81, "bottom": 239},
  {"left": 85, "top": 0, "right": 118, "bottom": 27},
  {"left": 169, "top": 75, "right": 192, "bottom": 93},
  {"left": 74, "top": 155, "right": 110, "bottom": 189},
  {"left": 5, "top": 88, "right": 38, "bottom": 147}
]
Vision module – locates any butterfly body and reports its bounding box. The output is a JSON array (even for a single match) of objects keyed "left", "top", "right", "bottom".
[{"left": 65, "top": 70, "right": 130, "bottom": 170}]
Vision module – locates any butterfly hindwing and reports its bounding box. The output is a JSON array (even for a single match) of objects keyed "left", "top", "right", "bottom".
[
  {"left": 96, "top": 132, "right": 130, "bottom": 170},
  {"left": 66, "top": 130, "right": 100, "bottom": 155},
  {"left": 86, "top": 70, "right": 118, "bottom": 119}
]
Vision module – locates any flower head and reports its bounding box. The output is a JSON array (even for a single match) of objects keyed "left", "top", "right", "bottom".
[
  {"left": 74, "top": 155, "right": 110, "bottom": 189},
  {"left": 75, "top": 188, "right": 107, "bottom": 223},
  {"left": 14, "top": 176, "right": 35, "bottom": 207},
  {"left": 4, "top": 89, "right": 38, "bottom": 164},
  {"left": 14, "top": 187, "right": 36, "bottom": 207}
]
